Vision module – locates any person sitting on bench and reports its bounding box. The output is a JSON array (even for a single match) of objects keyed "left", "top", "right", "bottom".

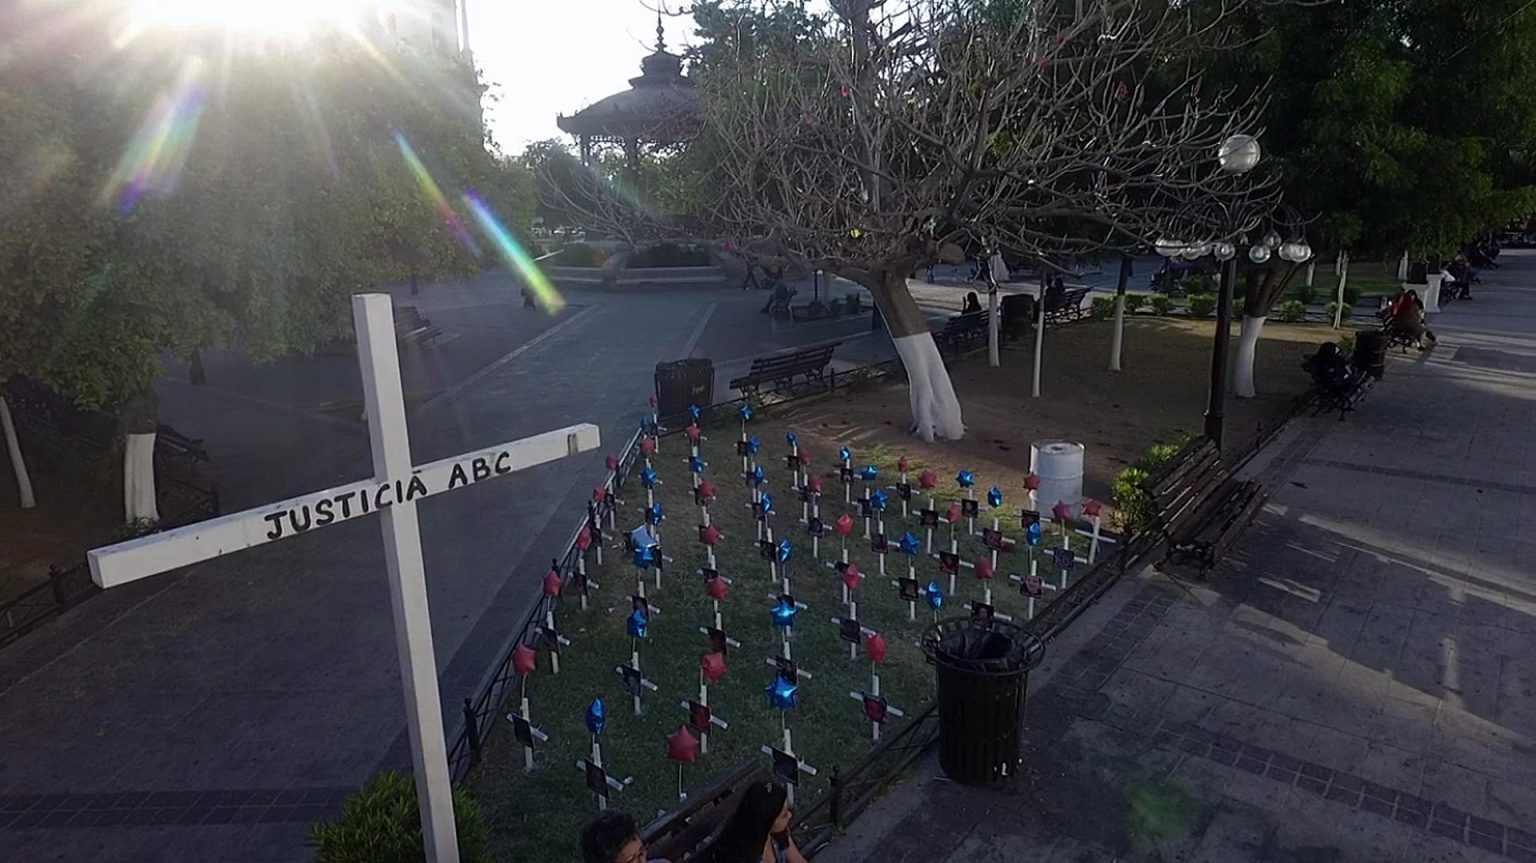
[
  {"left": 581, "top": 810, "right": 672, "bottom": 863},
  {"left": 1389, "top": 289, "right": 1436, "bottom": 350},
  {"left": 1444, "top": 258, "right": 1474, "bottom": 300},
  {"left": 1303, "top": 342, "right": 1353, "bottom": 399},
  {"left": 962, "top": 291, "right": 982, "bottom": 315},
  {"left": 708, "top": 780, "right": 808, "bottom": 863},
  {"left": 1043, "top": 275, "right": 1066, "bottom": 312}
]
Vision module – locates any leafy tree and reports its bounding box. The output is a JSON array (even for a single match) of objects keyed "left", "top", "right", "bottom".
[{"left": 1, "top": 26, "right": 527, "bottom": 521}]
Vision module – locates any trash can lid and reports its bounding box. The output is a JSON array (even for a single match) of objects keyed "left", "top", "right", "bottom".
[{"left": 920, "top": 617, "right": 1044, "bottom": 675}]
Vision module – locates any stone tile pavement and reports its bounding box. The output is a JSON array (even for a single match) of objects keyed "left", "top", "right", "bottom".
[{"left": 823, "top": 253, "right": 1536, "bottom": 862}]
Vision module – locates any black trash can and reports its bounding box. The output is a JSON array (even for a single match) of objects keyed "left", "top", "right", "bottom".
[
  {"left": 1000, "top": 294, "right": 1035, "bottom": 341},
  {"left": 654, "top": 359, "right": 714, "bottom": 429},
  {"left": 1352, "top": 329, "right": 1388, "bottom": 380},
  {"left": 921, "top": 618, "right": 1045, "bottom": 784}
]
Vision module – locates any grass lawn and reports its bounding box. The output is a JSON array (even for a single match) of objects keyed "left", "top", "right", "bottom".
[{"left": 468, "top": 421, "right": 1094, "bottom": 861}]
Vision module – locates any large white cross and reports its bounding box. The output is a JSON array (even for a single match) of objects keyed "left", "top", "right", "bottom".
[{"left": 88, "top": 294, "right": 600, "bottom": 863}]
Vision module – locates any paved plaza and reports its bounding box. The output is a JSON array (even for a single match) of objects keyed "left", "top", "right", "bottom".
[{"left": 828, "top": 254, "right": 1536, "bottom": 861}]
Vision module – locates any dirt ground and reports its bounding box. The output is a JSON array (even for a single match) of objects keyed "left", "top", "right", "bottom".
[
  {"left": 782, "top": 316, "right": 1333, "bottom": 515},
  {"left": 0, "top": 452, "right": 120, "bottom": 603}
]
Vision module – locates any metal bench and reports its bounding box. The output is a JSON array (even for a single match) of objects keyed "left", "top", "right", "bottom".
[
  {"left": 933, "top": 312, "right": 988, "bottom": 357},
  {"left": 729, "top": 344, "right": 838, "bottom": 398},
  {"left": 1139, "top": 437, "right": 1266, "bottom": 578},
  {"left": 393, "top": 305, "right": 442, "bottom": 347},
  {"left": 155, "top": 423, "right": 209, "bottom": 464},
  {"left": 641, "top": 759, "right": 770, "bottom": 862},
  {"left": 1044, "top": 287, "right": 1092, "bottom": 324}
]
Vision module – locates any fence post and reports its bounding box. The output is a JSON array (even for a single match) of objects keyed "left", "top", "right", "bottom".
[
  {"left": 463, "top": 698, "right": 482, "bottom": 766},
  {"left": 48, "top": 565, "right": 68, "bottom": 606},
  {"left": 828, "top": 766, "right": 844, "bottom": 829}
]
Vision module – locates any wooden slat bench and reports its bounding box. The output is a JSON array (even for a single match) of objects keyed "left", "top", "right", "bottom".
[
  {"left": 1139, "top": 437, "right": 1266, "bottom": 578},
  {"left": 393, "top": 305, "right": 442, "bottom": 347},
  {"left": 729, "top": 344, "right": 838, "bottom": 398},
  {"left": 1044, "top": 287, "right": 1091, "bottom": 324},
  {"left": 933, "top": 312, "right": 988, "bottom": 357},
  {"left": 641, "top": 758, "right": 769, "bottom": 862}
]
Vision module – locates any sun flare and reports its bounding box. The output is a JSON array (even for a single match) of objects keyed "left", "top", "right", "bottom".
[{"left": 129, "top": 0, "right": 369, "bottom": 35}]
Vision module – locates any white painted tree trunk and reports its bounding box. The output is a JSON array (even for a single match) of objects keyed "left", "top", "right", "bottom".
[
  {"left": 987, "top": 289, "right": 1000, "bottom": 367},
  {"left": 892, "top": 334, "right": 964, "bottom": 441},
  {"left": 124, "top": 432, "right": 159, "bottom": 523},
  {"left": 1109, "top": 294, "right": 1126, "bottom": 372},
  {"left": 1233, "top": 315, "right": 1267, "bottom": 399},
  {"left": 1333, "top": 252, "right": 1350, "bottom": 329},
  {"left": 0, "top": 397, "right": 36, "bottom": 509},
  {"left": 1397, "top": 250, "right": 1409, "bottom": 281},
  {"left": 1305, "top": 260, "right": 1316, "bottom": 288}
]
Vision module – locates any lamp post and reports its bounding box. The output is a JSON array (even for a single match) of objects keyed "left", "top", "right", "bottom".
[{"left": 1202, "top": 134, "right": 1262, "bottom": 447}]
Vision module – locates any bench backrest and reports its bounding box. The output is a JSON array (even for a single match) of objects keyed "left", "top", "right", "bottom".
[
  {"left": 641, "top": 759, "right": 768, "bottom": 861},
  {"left": 748, "top": 344, "right": 837, "bottom": 374},
  {"left": 1142, "top": 438, "right": 1230, "bottom": 536},
  {"left": 941, "top": 312, "right": 987, "bottom": 333}
]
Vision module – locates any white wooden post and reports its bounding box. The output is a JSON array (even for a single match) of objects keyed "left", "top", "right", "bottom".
[{"left": 86, "top": 294, "right": 601, "bottom": 863}]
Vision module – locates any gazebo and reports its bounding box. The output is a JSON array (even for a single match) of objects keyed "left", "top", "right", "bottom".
[{"left": 556, "top": 18, "right": 699, "bottom": 183}]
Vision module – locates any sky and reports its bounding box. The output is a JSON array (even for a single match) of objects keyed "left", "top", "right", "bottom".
[{"left": 466, "top": 0, "right": 696, "bottom": 155}]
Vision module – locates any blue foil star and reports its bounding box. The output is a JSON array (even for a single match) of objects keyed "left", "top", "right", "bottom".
[
  {"left": 739, "top": 404, "right": 754, "bottom": 423},
  {"left": 627, "top": 609, "right": 649, "bottom": 638},
  {"left": 750, "top": 465, "right": 766, "bottom": 486},
  {"left": 766, "top": 674, "right": 798, "bottom": 710},
  {"left": 745, "top": 436, "right": 761, "bottom": 455},
  {"left": 640, "top": 414, "right": 655, "bottom": 433},
  {"left": 585, "top": 698, "right": 606, "bottom": 735},
  {"left": 987, "top": 486, "right": 1003, "bottom": 508},
  {"left": 839, "top": 446, "right": 852, "bottom": 464},
  {"left": 632, "top": 544, "right": 656, "bottom": 569},
  {"left": 785, "top": 430, "right": 798, "bottom": 447},
  {"left": 859, "top": 465, "right": 878, "bottom": 482},
  {"left": 688, "top": 404, "right": 702, "bottom": 422},
  {"left": 646, "top": 503, "right": 664, "bottom": 525},
  {"left": 760, "top": 492, "right": 774, "bottom": 515},
  {"left": 776, "top": 538, "right": 792, "bottom": 564},
  {"left": 1026, "top": 521, "right": 1042, "bottom": 547},
  {"left": 640, "top": 466, "right": 658, "bottom": 488},
  {"left": 956, "top": 470, "right": 975, "bottom": 489},
  {"left": 925, "top": 580, "right": 944, "bottom": 611},
  {"left": 898, "top": 532, "right": 921, "bottom": 556},
  {"left": 689, "top": 455, "right": 706, "bottom": 474},
  {"left": 770, "top": 597, "right": 798, "bottom": 628},
  {"left": 870, "top": 489, "right": 889, "bottom": 512}
]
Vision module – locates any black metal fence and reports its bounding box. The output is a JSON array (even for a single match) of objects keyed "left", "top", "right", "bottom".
[{"left": 0, "top": 563, "right": 97, "bottom": 649}]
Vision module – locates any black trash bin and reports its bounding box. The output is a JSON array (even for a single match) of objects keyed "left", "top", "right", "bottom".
[
  {"left": 654, "top": 359, "right": 714, "bottom": 429},
  {"left": 921, "top": 618, "right": 1045, "bottom": 784},
  {"left": 1352, "top": 329, "right": 1388, "bottom": 380},
  {"left": 1000, "top": 294, "right": 1035, "bottom": 342}
]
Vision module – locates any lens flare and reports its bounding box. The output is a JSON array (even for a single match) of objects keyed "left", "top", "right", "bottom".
[
  {"left": 102, "top": 59, "right": 208, "bottom": 212},
  {"left": 392, "top": 130, "right": 480, "bottom": 256},
  {"left": 463, "top": 192, "right": 565, "bottom": 314}
]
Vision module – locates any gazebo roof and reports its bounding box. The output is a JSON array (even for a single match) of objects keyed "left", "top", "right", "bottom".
[{"left": 556, "top": 21, "right": 698, "bottom": 143}]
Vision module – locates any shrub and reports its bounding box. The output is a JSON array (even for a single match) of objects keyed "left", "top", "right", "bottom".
[
  {"left": 1090, "top": 296, "right": 1117, "bottom": 320},
  {"left": 627, "top": 243, "right": 712, "bottom": 269},
  {"left": 1324, "top": 301, "right": 1352, "bottom": 323},
  {"left": 1187, "top": 293, "right": 1217, "bottom": 317},
  {"left": 1338, "top": 332, "right": 1356, "bottom": 355},
  {"left": 1150, "top": 295, "right": 1173, "bottom": 316},
  {"left": 1342, "top": 285, "right": 1362, "bottom": 306},
  {"left": 1111, "top": 437, "right": 1192, "bottom": 532},
  {"left": 1277, "top": 299, "right": 1306, "bottom": 323},
  {"left": 309, "top": 772, "right": 493, "bottom": 863},
  {"left": 549, "top": 242, "right": 598, "bottom": 268},
  {"left": 1180, "top": 273, "right": 1217, "bottom": 297},
  {"left": 1294, "top": 282, "right": 1317, "bottom": 305},
  {"left": 1124, "top": 294, "right": 1147, "bottom": 314}
]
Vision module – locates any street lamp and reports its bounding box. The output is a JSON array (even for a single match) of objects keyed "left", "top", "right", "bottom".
[{"left": 1204, "top": 135, "right": 1261, "bottom": 447}]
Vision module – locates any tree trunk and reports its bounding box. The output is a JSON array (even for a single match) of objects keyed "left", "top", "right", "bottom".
[
  {"left": 1333, "top": 251, "right": 1350, "bottom": 329},
  {"left": 1233, "top": 315, "right": 1267, "bottom": 399},
  {"left": 1305, "top": 260, "right": 1315, "bottom": 288},
  {"left": 868, "top": 271, "right": 963, "bottom": 441},
  {"left": 189, "top": 348, "right": 206, "bottom": 385},
  {"left": 1397, "top": 251, "right": 1409, "bottom": 282},
  {"left": 121, "top": 389, "right": 159, "bottom": 524},
  {"left": 1109, "top": 255, "right": 1132, "bottom": 371},
  {"left": 0, "top": 397, "right": 36, "bottom": 509},
  {"left": 987, "top": 287, "right": 1000, "bottom": 368},
  {"left": 1032, "top": 269, "right": 1046, "bottom": 397}
]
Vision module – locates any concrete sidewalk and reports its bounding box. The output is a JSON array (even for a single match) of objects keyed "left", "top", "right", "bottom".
[{"left": 824, "top": 253, "right": 1536, "bottom": 862}]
